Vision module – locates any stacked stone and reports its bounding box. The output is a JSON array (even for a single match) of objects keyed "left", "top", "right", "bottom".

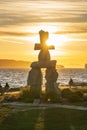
[{"left": 27, "top": 30, "right": 58, "bottom": 97}]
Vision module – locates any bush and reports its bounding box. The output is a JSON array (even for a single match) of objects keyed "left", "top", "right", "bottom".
[
  {"left": 45, "top": 91, "right": 60, "bottom": 103},
  {"left": 61, "top": 89, "right": 83, "bottom": 102},
  {"left": 20, "top": 87, "right": 34, "bottom": 103},
  {"left": 61, "top": 89, "right": 72, "bottom": 99},
  {"left": 3, "top": 94, "right": 20, "bottom": 102},
  {"left": 75, "top": 91, "right": 83, "bottom": 98},
  {"left": 20, "top": 87, "right": 40, "bottom": 103},
  {"left": 69, "top": 93, "right": 82, "bottom": 102}
]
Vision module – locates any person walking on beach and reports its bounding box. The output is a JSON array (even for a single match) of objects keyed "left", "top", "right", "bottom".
[
  {"left": 0, "top": 83, "right": 2, "bottom": 88},
  {"left": 0, "top": 83, "right": 3, "bottom": 95},
  {"left": 4, "top": 82, "right": 10, "bottom": 92},
  {"left": 69, "top": 78, "right": 74, "bottom": 88}
]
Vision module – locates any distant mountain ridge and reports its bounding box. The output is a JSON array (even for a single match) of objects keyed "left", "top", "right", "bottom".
[{"left": 0, "top": 59, "right": 31, "bottom": 68}]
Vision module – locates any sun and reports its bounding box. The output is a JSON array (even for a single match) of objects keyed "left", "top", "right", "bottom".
[
  {"left": 46, "top": 34, "right": 68, "bottom": 48},
  {"left": 46, "top": 33, "right": 69, "bottom": 56},
  {"left": 21, "top": 33, "right": 69, "bottom": 57},
  {"left": 20, "top": 25, "right": 69, "bottom": 57},
  {"left": 21, "top": 24, "right": 67, "bottom": 48}
]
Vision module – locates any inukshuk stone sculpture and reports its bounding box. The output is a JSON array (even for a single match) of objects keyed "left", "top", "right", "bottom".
[{"left": 27, "top": 30, "right": 58, "bottom": 98}]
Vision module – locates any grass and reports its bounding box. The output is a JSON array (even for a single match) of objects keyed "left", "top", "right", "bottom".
[
  {"left": 61, "top": 101, "right": 87, "bottom": 107},
  {"left": 0, "top": 105, "right": 12, "bottom": 129},
  {"left": 0, "top": 107, "right": 87, "bottom": 130}
]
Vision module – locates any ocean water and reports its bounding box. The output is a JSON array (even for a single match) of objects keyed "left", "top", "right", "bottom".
[{"left": 0, "top": 68, "right": 87, "bottom": 87}]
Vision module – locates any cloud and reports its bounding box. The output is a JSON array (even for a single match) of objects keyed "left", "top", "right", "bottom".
[
  {"left": 55, "top": 28, "right": 87, "bottom": 34},
  {"left": 0, "top": 0, "right": 87, "bottom": 37},
  {"left": 0, "top": 0, "right": 87, "bottom": 27},
  {"left": 0, "top": 31, "right": 35, "bottom": 36}
]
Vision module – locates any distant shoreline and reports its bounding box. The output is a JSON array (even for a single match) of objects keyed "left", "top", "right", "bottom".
[
  {"left": 0, "top": 59, "right": 85, "bottom": 68},
  {"left": 0, "top": 68, "right": 86, "bottom": 69}
]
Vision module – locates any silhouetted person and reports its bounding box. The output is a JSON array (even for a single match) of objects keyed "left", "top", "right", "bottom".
[
  {"left": 69, "top": 78, "right": 73, "bottom": 88},
  {"left": 0, "top": 83, "right": 3, "bottom": 95},
  {"left": 4, "top": 82, "right": 10, "bottom": 92},
  {"left": 0, "top": 83, "right": 2, "bottom": 90},
  {"left": 0, "top": 83, "right": 2, "bottom": 88}
]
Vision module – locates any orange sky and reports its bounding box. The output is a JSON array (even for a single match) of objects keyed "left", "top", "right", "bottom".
[{"left": 0, "top": 0, "right": 87, "bottom": 68}]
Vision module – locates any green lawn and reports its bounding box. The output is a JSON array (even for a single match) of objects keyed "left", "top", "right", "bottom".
[
  {"left": 0, "top": 106, "right": 87, "bottom": 130},
  {"left": 62, "top": 101, "right": 87, "bottom": 107}
]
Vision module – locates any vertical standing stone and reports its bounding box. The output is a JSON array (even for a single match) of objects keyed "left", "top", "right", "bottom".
[
  {"left": 27, "top": 30, "right": 59, "bottom": 100},
  {"left": 45, "top": 67, "right": 58, "bottom": 94},
  {"left": 27, "top": 67, "right": 42, "bottom": 98}
]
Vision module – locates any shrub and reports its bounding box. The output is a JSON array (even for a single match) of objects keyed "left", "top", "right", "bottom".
[
  {"left": 3, "top": 94, "right": 20, "bottom": 102},
  {"left": 45, "top": 91, "right": 60, "bottom": 103},
  {"left": 61, "top": 89, "right": 72, "bottom": 99},
  {"left": 20, "top": 87, "right": 34, "bottom": 103},
  {"left": 61, "top": 89, "right": 84, "bottom": 102},
  {"left": 20, "top": 87, "right": 40, "bottom": 103},
  {"left": 69, "top": 92, "right": 82, "bottom": 102},
  {"left": 75, "top": 91, "right": 83, "bottom": 98}
]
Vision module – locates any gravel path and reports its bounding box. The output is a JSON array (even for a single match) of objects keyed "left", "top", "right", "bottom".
[{"left": 1, "top": 102, "right": 87, "bottom": 111}]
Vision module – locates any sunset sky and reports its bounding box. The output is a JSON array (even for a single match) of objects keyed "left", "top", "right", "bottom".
[{"left": 0, "top": 0, "right": 87, "bottom": 68}]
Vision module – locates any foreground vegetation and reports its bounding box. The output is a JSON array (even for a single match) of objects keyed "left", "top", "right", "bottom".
[
  {"left": 0, "top": 87, "right": 87, "bottom": 130},
  {"left": 0, "top": 107, "right": 87, "bottom": 130},
  {"left": 0, "top": 106, "right": 12, "bottom": 129},
  {"left": 1, "top": 86, "right": 87, "bottom": 103}
]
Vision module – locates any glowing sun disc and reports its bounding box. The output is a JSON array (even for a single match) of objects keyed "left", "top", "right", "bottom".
[{"left": 46, "top": 34, "right": 68, "bottom": 47}]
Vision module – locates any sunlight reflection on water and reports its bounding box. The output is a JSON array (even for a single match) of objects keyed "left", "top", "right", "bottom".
[{"left": 0, "top": 68, "right": 87, "bottom": 88}]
